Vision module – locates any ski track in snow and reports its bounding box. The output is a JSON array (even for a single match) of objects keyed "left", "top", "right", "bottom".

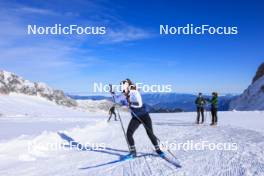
[{"left": 0, "top": 113, "right": 264, "bottom": 176}]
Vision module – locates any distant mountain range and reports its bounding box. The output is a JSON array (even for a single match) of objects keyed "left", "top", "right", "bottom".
[
  {"left": 71, "top": 62, "right": 264, "bottom": 112},
  {"left": 69, "top": 93, "right": 235, "bottom": 112},
  {"left": 4, "top": 65, "right": 263, "bottom": 113}
]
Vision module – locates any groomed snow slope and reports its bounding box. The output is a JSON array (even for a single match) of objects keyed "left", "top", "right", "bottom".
[
  {"left": 0, "top": 93, "right": 108, "bottom": 140},
  {"left": 0, "top": 93, "right": 107, "bottom": 118},
  {"left": 0, "top": 95, "right": 264, "bottom": 176}
]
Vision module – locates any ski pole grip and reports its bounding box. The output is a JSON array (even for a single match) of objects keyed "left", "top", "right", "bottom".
[{"left": 109, "top": 84, "right": 114, "bottom": 94}]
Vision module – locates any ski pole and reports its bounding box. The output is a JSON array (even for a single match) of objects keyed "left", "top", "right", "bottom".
[
  {"left": 110, "top": 93, "right": 131, "bottom": 152},
  {"left": 116, "top": 104, "right": 131, "bottom": 152}
]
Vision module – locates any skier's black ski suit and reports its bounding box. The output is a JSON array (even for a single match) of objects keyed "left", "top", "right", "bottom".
[
  {"left": 127, "top": 106, "right": 159, "bottom": 150},
  {"left": 112, "top": 83, "right": 161, "bottom": 155}
]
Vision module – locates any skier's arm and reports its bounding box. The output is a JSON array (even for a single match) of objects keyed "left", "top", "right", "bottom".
[
  {"left": 211, "top": 98, "right": 218, "bottom": 106},
  {"left": 109, "top": 84, "right": 129, "bottom": 106},
  {"left": 130, "top": 91, "right": 143, "bottom": 108},
  {"left": 205, "top": 98, "right": 211, "bottom": 103},
  {"left": 202, "top": 99, "right": 206, "bottom": 105},
  {"left": 112, "top": 94, "right": 129, "bottom": 106},
  {"left": 195, "top": 98, "right": 198, "bottom": 105}
]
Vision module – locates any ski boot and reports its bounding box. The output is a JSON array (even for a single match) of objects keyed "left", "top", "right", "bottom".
[
  {"left": 156, "top": 149, "right": 165, "bottom": 157},
  {"left": 122, "top": 151, "right": 136, "bottom": 161},
  {"left": 155, "top": 145, "right": 165, "bottom": 157}
]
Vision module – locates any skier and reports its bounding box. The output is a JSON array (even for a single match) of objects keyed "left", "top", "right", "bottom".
[
  {"left": 195, "top": 93, "right": 206, "bottom": 124},
  {"left": 107, "top": 105, "right": 117, "bottom": 122},
  {"left": 206, "top": 92, "right": 218, "bottom": 126},
  {"left": 110, "top": 79, "right": 164, "bottom": 159}
]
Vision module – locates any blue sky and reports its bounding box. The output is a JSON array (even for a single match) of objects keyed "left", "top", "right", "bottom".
[{"left": 0, "top": 0, "right": 263, "bottom": 95}]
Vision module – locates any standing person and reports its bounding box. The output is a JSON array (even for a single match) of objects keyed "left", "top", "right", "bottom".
[
  {"left": 107, "top": 105, "right": 117, "bottom": 122},
  {"left": 110, "top": 79, "right": 164, "bottom": 159},
  {"left": 207, "top": 92, "right": 218, "bottom": 126},
  {"left": 195, "top": 93, "right": 206, "bottom": 124}
]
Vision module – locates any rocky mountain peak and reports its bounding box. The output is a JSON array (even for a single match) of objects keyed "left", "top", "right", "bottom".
[
  {"left": 0, "top": 70, "right": 77, "bottom": 107},
  {"left": 229, "top": 62, "right": 264, "bottom": 110},
  {"left": 252, "top": 62, "right": 264, "bottom": 83}
]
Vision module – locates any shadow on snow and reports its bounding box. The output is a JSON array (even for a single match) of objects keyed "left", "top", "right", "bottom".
[{"left": 57, "top": 132, "right": 180, "bottom": 170}]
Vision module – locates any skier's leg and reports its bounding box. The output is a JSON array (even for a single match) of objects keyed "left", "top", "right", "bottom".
[
  {"left": 113, "top": 112, "right": 117, "bottom": 121},
  {"left": 126, "top": 118, "right": 141, "bottom": 154},
  {"left": 201, "top": 107, "right": 204, "bottom": 123},
  {"left": 213, "top": 109, "right": 216, "bottom": 124},
  {"left": 142, "top": 114, "right": 159, "bottom": 147},
  {"left": 142, "top": 113, "right": 164, "bottom": 155},
  {"left": 210, "top": 109, "right": 214, "bottom": 125},
  {"left": 107, "top": 113, "right": 112, "bottom": 122},
  {"left": 215, "top": 108, "right": 218, "bottom": 124},
  {"left": 196, "top": 107, "right": 200, "bottom": 124}
]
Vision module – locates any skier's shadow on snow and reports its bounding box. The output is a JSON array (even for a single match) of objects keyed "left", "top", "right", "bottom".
[
  {"left": 79, "top": 153, "right": 157, "bottom": 170},
  {"left": 58, "top": 132, "right": 128, "bottom": 157},
  {"left": 57, "top": 132, "right": 158, "bottom": 170}
]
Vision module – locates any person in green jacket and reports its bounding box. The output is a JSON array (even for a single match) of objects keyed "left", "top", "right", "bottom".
[
  {"left": 206, "top": 92, "right": 218, "bottom": 126},
  {"left": 195, "top": 93, "right": 206, "bottom": 124}
]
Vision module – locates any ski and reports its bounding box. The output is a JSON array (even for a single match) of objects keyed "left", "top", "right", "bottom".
[
  {"left": 159, "top": 154, "right": 182, "bottom": 168},
  {"left": 155, "top": 150, "right": 182, "bottom": 168}
]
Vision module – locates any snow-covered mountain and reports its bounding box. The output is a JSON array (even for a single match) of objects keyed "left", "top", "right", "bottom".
[
  {"left": 0, "top": 70, "right": 77, "bottom": 107},
  {"left": 1, "top": 73, "right": 264, "bottom": 176},
  {"left": 252, "top": 63, "right": 264, "bottom": 83},
  {"left": 0, "top": 70, "right": 115, "bottom": 114},
  {"left": 229, "top": 63, "right": 264, "bottom": 110}
]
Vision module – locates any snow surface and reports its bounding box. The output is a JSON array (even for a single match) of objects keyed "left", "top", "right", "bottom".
[
  {"left": 0, "top": 93, "right": 110, "bottom": 118},
  {"left": 0, "top": 93, "right": 106, "bottom": 140},
  {"left": 0, "top": 94, "right": 264, "bottom": 176}
]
